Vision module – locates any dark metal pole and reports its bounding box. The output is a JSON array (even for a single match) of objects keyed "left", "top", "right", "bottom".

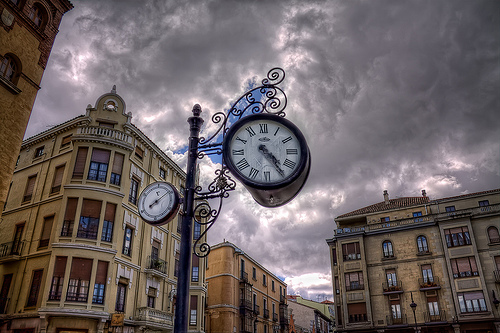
[
  {"left": 410, "top": 292, "right": 418, "bottom": 333},
  {"left": 174, "top": 104, "right": 204, "bottom": 333}
]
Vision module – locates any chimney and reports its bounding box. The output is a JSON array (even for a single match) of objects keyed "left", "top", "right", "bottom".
[
  {"left": 422, "top": 189, "right": 427, "bottom": 197},
  {"left": 383, "top": 190, "right": 389, "bottom": 204}
]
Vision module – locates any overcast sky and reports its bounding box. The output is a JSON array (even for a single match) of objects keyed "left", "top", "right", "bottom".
[{"left": 26, "top": 0, "right": 499, "bottom": 301}]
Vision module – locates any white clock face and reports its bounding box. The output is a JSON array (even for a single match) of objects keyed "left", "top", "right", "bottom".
[
  {"left": 138, "top": 182, "right": 179, "bottom": 224},
  {"left": 228, "top": 117, "right": 302, "bottom": 185}
]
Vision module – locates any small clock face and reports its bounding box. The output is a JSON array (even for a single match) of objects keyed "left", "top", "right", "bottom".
[
  {"left": 138, "top": 182, "right": 180, "bottom": 226},
  {"left": 224, "top": 113, "right": 306, "bottom": 187}
]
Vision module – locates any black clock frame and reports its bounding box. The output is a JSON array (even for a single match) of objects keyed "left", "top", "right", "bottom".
[
  {"left": 222, "top": 113, "right": 311, "bottom": 207},
  {"left": 138, "top": 181, "right": 181, "bottom": 226}
]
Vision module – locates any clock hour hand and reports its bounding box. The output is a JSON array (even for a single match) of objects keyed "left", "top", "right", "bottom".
[
  {"left": 258, "top": 144, "right": 285, "bottom": 177},
  {"left": 149, "top": 192, "right": 168, "bottom": 208}
]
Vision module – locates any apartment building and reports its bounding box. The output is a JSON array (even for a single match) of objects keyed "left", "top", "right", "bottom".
[
  {"left": 0, "top": 87, "right": 207, "bottom": 333},
  {"left": 0, "top": 0, "right": 73, "bottom": 215},
  {"left": 205, "top": 242, "right": 288, "bottom": 333},
  {"left": 327, "top": 189, "right": 500, "bottom": 333},
  {"left": 287, "top": 297, "right": 332, "bottom": 333},
  {"left": 287, "top": 295, "right": 335, "bottom": 332}
]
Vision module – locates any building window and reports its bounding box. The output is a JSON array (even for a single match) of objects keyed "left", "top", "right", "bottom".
[
  {"left": 347, "top": 303, "right": 367, "bottom": 323},
  {"left": 0, "top": 274, "right": 13, "bottom": 314},
  {"left": 427, "top": 296, "right": 440, "bottom": 317},
  {"left": 445, "top": 226, "right": 471, "bottom": 247},
  {"left": 88, "top": 148, "right": 110, "bottom": 182},
  {"left": 72, "top": 147, "right": 88, "bottom": 179},
  {"left": 390, "top": 302, "right": 402, "bottom": 320},
  {"left": 382, "top": 240, "right": 394, "bottom": 258},
  {"left": 61, "top": 198, "right": 78, "bottom": 237},
  {"left": 0, "top": 54, "right": 20, "bottom": 83},
  {"left": 29, "top": 3, "right": 46, "bottom": 28},
  {"left": 122, "top": 226, "right": 133, "bottom": 256},
  {"left": 135, "top": 146, "right": 144, "bottom": 160},
  {"left": 193, "top": 221, "right": 201, "bottom": 240},
  {"left": 386, "top": 269, "right": 397, "bottom": 288},
  {"left": 115, "top": 282, "right": 127, "bottom": 312},
  {"left": 174, "top": 259, "right": 179, "bottom": 277},
  {"left": 342, "top": 242, "right": 361, "bottom": 261},
  {"left": 51, "top": 165, "right": 65, "bottom": 194},
  {"left": 380, "top": 216, "right": 390, "bottom": 222},
  {"left": 252, "top": 267, "right": 257, "bottom": 280},
  {"left": 417, "top": 235, "right": 429, "bottom": 253},
  {"left": 445, "top": 206, "right": 456, "bottom": 212},
  {"left": 458, "top": 292, "right": 487, "bottom": 313},
  {"left": 421, "top": 264, "right": 434, "bottom": 284},
  {"left": 192, "top": 254, "right": 199, "bottom": 282},
  {"left": 26, "top": 269, "right": 43, "bottom": 307},
  {"left": 92, "top": 261, "right": 108, "bottom": 304},
  {"left": 38, "top": 215, "right": 54, "bottom": 248},
  {"left": 479, "top": 200, "right": 489, "bottom": 207},
  {"left": 159, "top": 167, "right": 166, "bottom": 179},
  {"left": 263, "top": 274, "right": 267, "bottom": 286},
  {"left": 34, "top": 146, "right": 44, "bottom": 158},
  {"left": 110, "top": 153, "right": 124, "bottom": 186},
  {"left": 487, "top": 226, "right": 500, "bottom": 244},
  {"left": 77, "top": 199, "right": 102, "bottom": 240},
  {"left": 49, "top": 256, "right": 67, "bottom": 301},
  {"left": 101, "top": 203, "right": 116, "bottom": 242},
  {"left": 272, "top": 280, "right": 275, "bottom": 292},
  {"left": 11, "top": 224, "right": 24, "bottom": 255},
  {"left": 345, "top": 271, "right": 364, "bottom": 291},
  {"left": 451, "top": 257, "right": 479, "bottom": 278},
  {"left": 129, "top": 178, "right": 139, "bottom": 205},
  {"left": 147, "top": 287, "right": 156, "bottom": 308},
  {"left": 66, "top": 258, "right": 92, "bottom": 302},
  {"left": 23, "top": 175, "right": 36, "bottom": 202},
  {"left": 413, "top": 211, "right": 423, "bottom": 222},
  {"left": 61, "top": 134, "right": 72, "bottom": 148},
  {"left": 190, "top": 295, "right": 198, "bottom": 326}
]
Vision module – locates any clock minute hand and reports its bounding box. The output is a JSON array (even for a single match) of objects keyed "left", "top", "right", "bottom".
[
  {"left": 149, "top": 192, "right": 168, "bottom": 208},
  {"left": 258, "top": 144, "right": 285, "bottom": 177}
]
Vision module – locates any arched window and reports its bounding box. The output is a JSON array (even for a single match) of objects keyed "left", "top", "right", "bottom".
[
  {"left": 1, "top": 54, "right": 21, "bottom": 84},
  {"left": 487, "top": 226, "right": 500, "bottom": 244},
  {"left": 417, "top": 235, "right": 429, "bottom": 253},
  {"left": 382, "top": 240, "right": 394, "bottom": 258},
  {"left": 29, "top": 3, "right": 47, "bottom": 28}
]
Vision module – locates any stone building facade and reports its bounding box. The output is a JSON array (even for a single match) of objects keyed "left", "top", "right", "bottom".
[
  {"left": 327, "top": 189, "right": 500, "bottom": 333},
  {"left": 205, "top": 242, "right": 288, "bottom": 333},
  {"left": 0, "top": 0, "right": 73, "bottom": 215},
  {"left": 0, "top": 88, "right": 207, "bottom": 333}
]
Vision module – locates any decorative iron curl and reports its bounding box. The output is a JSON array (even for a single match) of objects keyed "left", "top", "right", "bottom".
[{"left": 190, "top": 68, "right": 287, "bottom": 257}]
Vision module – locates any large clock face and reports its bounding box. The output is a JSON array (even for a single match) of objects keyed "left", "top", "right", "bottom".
[
  {"left": 138, "top": 182, "right": 180, "bottom": 226},
  {"left": 223, "top": 113, "right": 307, "bottom": 188}
]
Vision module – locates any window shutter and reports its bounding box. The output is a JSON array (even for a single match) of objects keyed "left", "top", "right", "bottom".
[
  {"left": 53, "top": 165, "right": 65, "bottom": 188},
  {"left": 70, "top": 258, "right": 93, "bottom": 280},
  {"left": 61, "top": 135, "right": 72, "bottom": 146},
  {"left": 347, "top": 303, "right": 367, "bottom": 315},
  {"left": 344, "top": 273, "right": 350, "bottom": 285},
  {"left": 451, "top": 260, "right": 459, "bottom": 275},
  {"left": 192, "top": 254, "right": 199, "bottom": 268},
  {"left": 64, "top": 198, "right": 78, "bottom": 220},
  {"left": 464, "top": 292, "right": 483, "bottom": 300},
  {"left": 41, "top": 216, "right": 54, "bottom": 241},
  {"left": 95, "top": 261, "right": 108, "bottom": 285},
  {"left": 81, "top": 199, "right": 102, "bottom": 219},
  {"left": 54, "top": 256, "right": 67, "bottom": 277},
  {"left": 190, "top": 295, "right": 198, "bottom": 310},
  {"left": 488, "top": 227, "right": 499, "bottom": 241},
  {"left": 495, "top": 256, "right": 500, "bottom": 270},
  {"left": 25, "top": 176, "right": 36, "bottom": 197},
  {"left": 469, "top": 257, "right": 478, "bottom": 272},
  {"left": 73, "top": 147, "right": 88, "bottom": 178},
  {"left": 104, "top": 203, "right": 116, "bottom": 222},
  {"left": 91, "top": 148, "right": 110, "bottom": 164},
  {"left": 112, "top": 153, "right": 124, "bottom": 175},
  {"left": 450, "top": 227, "right": 463, "bottom": 234}
]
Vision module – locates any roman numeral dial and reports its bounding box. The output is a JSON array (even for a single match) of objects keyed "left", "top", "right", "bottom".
[{"left": 225, "top": 115, "right": 303, "bottom": 185}]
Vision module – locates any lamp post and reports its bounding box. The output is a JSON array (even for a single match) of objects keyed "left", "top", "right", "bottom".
[{"left": 410, "top": 292, "right": 419, "bottom": 333}]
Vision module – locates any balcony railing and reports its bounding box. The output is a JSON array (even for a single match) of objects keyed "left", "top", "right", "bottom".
[
  {"left": 240, "top": 271, "right": 248, "bottom": 282},
  {"left": 263, "top": 309, "right": 269, "bottom": 318},
  {"left": 146, "top": 256, "right": 167, "bottom": 275},
  {"left": 346, "top": 283, "right": 364, "bottom": 291},
  {"left": 0, "top": 241, "right": 24, "bottom": 258},
  {"left": 382, "top": 281, "right": 403, "bottom": 294},
  {"left": 424, "top": 310, "right": 446, "bottom": 323},
  {"left": 494, "top": 270, "right": 500, "bottom": 283},
  {"left": 418, "top": 276, "right": 441, "bottom": 290},
  {"left": 280, "top": 294, "right": 286, "bottom": 303},
  {"left": 76, "top": 126, "right": 133, "bottom": 146},
  {"left": 253, "top": 304, "right": 260, "bottom": 315},
  {"left": 240, "top": 299, "right": 252, "bottom": 310},
  {"left": 386, "top": 313, "right": 407, "bottom": 326},
  {"left": 273, "top": 313, "right": 278, "bottom": 322},
  {"left": 136, "top": 307, "right": 173, "bottom": 326},
  {"left": 348, "top": 313, "right": 368, "bottom": 323}
]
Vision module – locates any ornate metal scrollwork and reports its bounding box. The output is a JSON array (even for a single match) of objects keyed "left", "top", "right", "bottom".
[{"left": 192, "top": 68, "right": 287, "bottom": 257}]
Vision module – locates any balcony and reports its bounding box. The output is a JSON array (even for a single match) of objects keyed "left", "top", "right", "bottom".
[
  {"left": 424, "top": 310, "right": 446, "bottom": 324},
  {"left": 145, "top": 256, "right": 167, "bottom": 275},
  {"left": 75, "top": 126, "right": 133, "bottom": 149},
  {"left": 494, "top": 270, "right": 500, "bottom": 283},
  {"left": 418, "top": 276, "right": 441, "bottom": 290},
  {"left": 253, "top": 304, "right": 260, "bottom": 315},
  {"left": 263, "top": 309, "right": 269, "bottom": 318},
  {"left": 240, "top": 299, "right": 252, "bottom": 314},
  {"left": 382, "top": 281, "right": 403, "bottom": 294},
  {"left": 346, "top": 283, "right": 364, "bottom": 291},
  {"left": 136, "top": 307, "right": 173, "bottom": 327},
  {"left": 0, "top": 241, "right": 24, "bottom": 261},
  {"left": 280, "top": 294, "right": 286, "bottom": 303},
  {"left": 386, "top": 313, "right": 408, "bottom": 327},
  {"left": 348, "top": 313, "right": 367, "bottom": 323},
  {"left": 273, "top": 313, "right": 278, "bottom": 322},
  {"left": 240, "top": 271, "right": 249, "bottom": 283}
]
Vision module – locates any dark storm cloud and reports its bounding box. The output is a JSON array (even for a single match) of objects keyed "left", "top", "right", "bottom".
[{"left": 26, "top": 0, "right": 499, "bottom": 300}]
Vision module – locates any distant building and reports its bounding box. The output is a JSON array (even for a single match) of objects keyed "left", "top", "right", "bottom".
[
  {"left": 327, "top": 189, "right": 500, "bottom": 333},
  {"left": 0, "top": 0, "right": 73, "bottom": 215},
  {"left": 287, "top": 297, "right": 333, "bottom": 333},
  {"left": 287, "top": 296, "right": 334, "bottom": 332},
  {"left": 0, "top": 88, "right": 207, "bottom": 332},
  {"left": 205, "top": 241, "right": 288, "bottom": 333}
]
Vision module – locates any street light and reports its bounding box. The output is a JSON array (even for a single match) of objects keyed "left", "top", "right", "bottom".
[
  {"left": 493, "top": 290, "right": 500, "bottom": 309},
  {"left": 410, "top": 292, "right": 418, "bottom": 333}
]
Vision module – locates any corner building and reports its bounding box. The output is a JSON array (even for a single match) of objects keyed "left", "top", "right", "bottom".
[
  {"left": 327, "top": 189, "right": 500, "bottom": 333},
  {"left": 0, "top": 0, "right": 73, "bottom": 215},
  {"left": 205, "top": 242, "right": 288, "bottom": 333},
  {"left": 0, "top": 88, "right": 207, "bottom": 333}
]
